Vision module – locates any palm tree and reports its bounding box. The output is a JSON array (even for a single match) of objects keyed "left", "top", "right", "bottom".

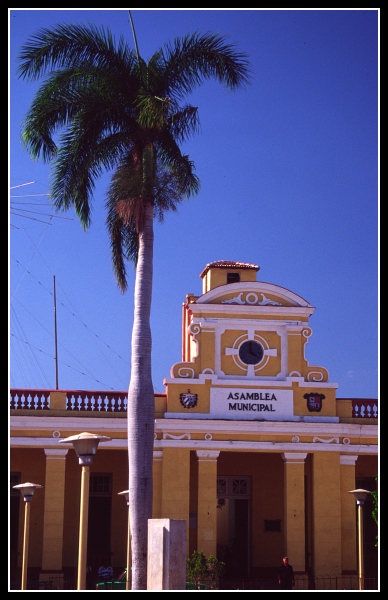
[{"left": 17, "top": 21, "right": 250, "bottom": 589}]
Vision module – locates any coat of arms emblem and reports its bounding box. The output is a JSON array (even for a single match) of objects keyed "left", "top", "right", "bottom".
[
  {"left": 180, "top": 389, "right": 198, "bottom": 409},
  {"left": 304, "top": 392, "right": 325, "bottom": 412}
]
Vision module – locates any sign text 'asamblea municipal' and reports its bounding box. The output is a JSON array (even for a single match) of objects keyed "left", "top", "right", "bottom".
[
  {"left": 210, "top": 388, "right": 294, "bottom": 420},
  {"left": 228, "top": 391, "right": 276, "bottom": 412}
]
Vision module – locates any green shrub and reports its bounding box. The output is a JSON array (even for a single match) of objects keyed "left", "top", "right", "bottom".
[
  {"left": 371, "top": 476, "right": 378, "bottom": 547},
  {"left": 186, "top": 550, "right": 225, "bottom": 590}
]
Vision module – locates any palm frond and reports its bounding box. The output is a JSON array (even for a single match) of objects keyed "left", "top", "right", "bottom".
[
  {"left": 156, "top": 133, "right": 200, "bottom": 198},
  {"left": 160, "top": 31, "right": 252, "bottom": 101},
  {"left": 17, "top": 22, "right": 136, "bottom": 80},
  {"left": 106, "top": 192, "right": 139, "bottom": 292}
]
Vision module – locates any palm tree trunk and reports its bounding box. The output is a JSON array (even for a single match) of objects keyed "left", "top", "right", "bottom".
[{"left": 127, "top": 199, "right": 155, "bottom": 590}]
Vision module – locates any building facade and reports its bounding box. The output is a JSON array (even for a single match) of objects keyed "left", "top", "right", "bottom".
[{"left": 9, "top": 261, "right": 378, "bottom": 589}]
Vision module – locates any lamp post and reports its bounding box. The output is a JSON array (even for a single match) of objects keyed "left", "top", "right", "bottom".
[
  {"left": 60, "top": 432, "right": 110, "bottom": 590},
  {"left": 348, "top": 488, "right": 370, "bottom": 590},
  {"left": 12, "top": 482, "right": 43, "bottom": 590},
  {"left": 118, "top": 490, "right": 130, "bottom": 590}
]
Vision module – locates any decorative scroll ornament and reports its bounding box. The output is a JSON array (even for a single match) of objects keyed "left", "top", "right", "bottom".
[
  {"left": 177, "top": 367, "right": 195, "bottom": 378},
  {"left": 221, "top": 292, "right": 282, "bottom": 306},
  {"left": 307, "top": 371, "right": 324, "bottom": 382},
  {"left": 304, "top": 392, "right": 325, "bottom": 412},
  {"left": 180, "top": 389, "right": 198, "bottom": 409},
  {"left": 163, "top": 432, "right": 191, "bottom": 440}
]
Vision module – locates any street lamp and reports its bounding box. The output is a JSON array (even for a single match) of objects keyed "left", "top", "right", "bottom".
[
  {"left": 60, "top": 432, "right": 110, "bottom": 590},
  {"left": 118, "top": 490, "right": 130, "bottom": 590},
  {"left": 12, "top": 482, "right": 43, "bottom": 590},
  {"left": 348, "top": 488, "right": 370, "bottom": 590}
]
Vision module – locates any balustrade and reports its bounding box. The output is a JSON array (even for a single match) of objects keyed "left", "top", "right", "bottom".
[
  {"left": 9, "top": 389, "right": 378, "bottom": 419},
  {"left": 351, "top": 399, "right": 378, "bottom": 419},
  {"left": 9, "top": 389, "right": 127, "bottom": 412}
]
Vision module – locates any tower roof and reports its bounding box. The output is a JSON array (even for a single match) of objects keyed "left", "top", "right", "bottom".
[{"left": 200, "top": 260, "right": 259, "bottom": 278}]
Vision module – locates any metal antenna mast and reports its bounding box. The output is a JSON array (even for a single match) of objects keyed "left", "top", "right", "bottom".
[
  {"left": 53, "top": 275, "right": 59, "bottom": 389},
  {"left": 128, "top": 10, "right": 141, "bottom": 66}
]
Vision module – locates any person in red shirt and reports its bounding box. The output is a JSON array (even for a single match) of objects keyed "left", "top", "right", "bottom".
[{"left": 277, "top": 556, "right": 295, "bottom": 590}]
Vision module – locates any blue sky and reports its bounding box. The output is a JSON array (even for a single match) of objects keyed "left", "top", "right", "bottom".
[{"left": 9, "top": 9, "right": 379, "bottom": 398}]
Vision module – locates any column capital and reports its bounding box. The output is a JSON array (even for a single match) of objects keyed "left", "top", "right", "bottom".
[
  {"left": 281, "top": 452, "right": 307, "bottom": 463},
  {"left": 44, "top": 449, "right": 69, "bottom": 458},
  {"left": 196, "top": 450, "right": 220, "bottom": 461},
  {"left": 340, "top": 455, "right": 358, "bottom": 466}
]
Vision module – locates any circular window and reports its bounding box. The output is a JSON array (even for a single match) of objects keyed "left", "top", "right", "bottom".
[{"left": 238, "top": 340, "right": 264, "bottom": 365}]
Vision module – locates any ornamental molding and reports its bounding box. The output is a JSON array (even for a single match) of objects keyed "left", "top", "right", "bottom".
[
  {"left": 197, "top": 281, "right": 310, "bottom": 307},
  {"left": 163, "top": 432, "right": 191, "bottom": 440},
  {"left": 221, "top": 292, "right": 282, "bottom": 306},
  {"left": 189, "top": 303, "right": 314, "bottom": 318},
  {"left": 10, "top": 415, "right": 373, "bottom": 437},
  {"left": 313, "top": 436, "right": 339, "bottom": 444},
  {"left": 9, "top": 436, "right": 378, "bottom": 454}
]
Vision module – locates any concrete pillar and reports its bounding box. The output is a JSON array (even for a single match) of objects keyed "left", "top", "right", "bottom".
[
  {"left": 147, "top": 519, "right": 186, "bottom": 590},
  {"left": 281, "top": 452, "right": 307, "bottom": 573},
  {"left": 196, "top": 450, "right": 219, "bottom": 557},
  {"left": 340, "top": 455, "right": 358, "bottom": 574},
  {"left": 312, "top": 452, "right": 342, "bottom": 580},
  {"left": 39, "top": 448, "right": 68, "bottom": 585}
]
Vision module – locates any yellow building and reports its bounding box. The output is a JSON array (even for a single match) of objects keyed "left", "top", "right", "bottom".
[{"left": 9, "top": 261, "right": 378, "bottom": 590}]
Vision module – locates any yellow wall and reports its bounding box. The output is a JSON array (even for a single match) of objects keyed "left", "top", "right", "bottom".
[
  {"left": 160, "top": 448, "right": 191, "bottom": 555},
  {"left": 340, "top": 459, "right": 358, "bottom": 573},
  {"left": 12, "top": 449, "right": 46, "bottom": 569},
  {"left": 312, "top": 453, "right": 342, "bottom": 579},
  {"left": 41, "top": 450, "right": 68, "bottom": 572}
]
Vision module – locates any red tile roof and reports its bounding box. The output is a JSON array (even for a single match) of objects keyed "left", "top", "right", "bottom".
[{"left": 200, "top": 261, "right": 259, "bottom": 278}]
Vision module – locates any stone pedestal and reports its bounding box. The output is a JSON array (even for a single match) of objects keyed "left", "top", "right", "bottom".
[{"left": 147, "top": 519, "right": 186, "bottom": 590}]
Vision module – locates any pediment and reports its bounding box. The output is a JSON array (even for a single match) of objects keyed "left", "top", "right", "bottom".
[{"left": 196, "top": 282, "right": 310, "bottom": 308}]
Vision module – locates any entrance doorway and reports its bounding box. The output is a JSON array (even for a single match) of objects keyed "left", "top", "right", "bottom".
[
  {"left": 87, "top": 473, "right": 112, "bottom": 588},
  {"left": 10, "top": 473, "right": 21, "bottom": 587},
  {"left": 217, "top": 476, "right": 251, "bottom": 578}
]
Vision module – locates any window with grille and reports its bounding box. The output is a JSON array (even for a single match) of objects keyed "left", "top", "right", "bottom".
[
  {"left": 90, "top": 474, "right": 111, "bottom": 495},
  {"left": 87, "top": 474, "right": 112, "bottom": 565},
  {"left": 10, "top": 473, "right": 21, "bottom": 573},
  {"left": 217, "top": 476, "right": 250, "bottom": 498}
]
